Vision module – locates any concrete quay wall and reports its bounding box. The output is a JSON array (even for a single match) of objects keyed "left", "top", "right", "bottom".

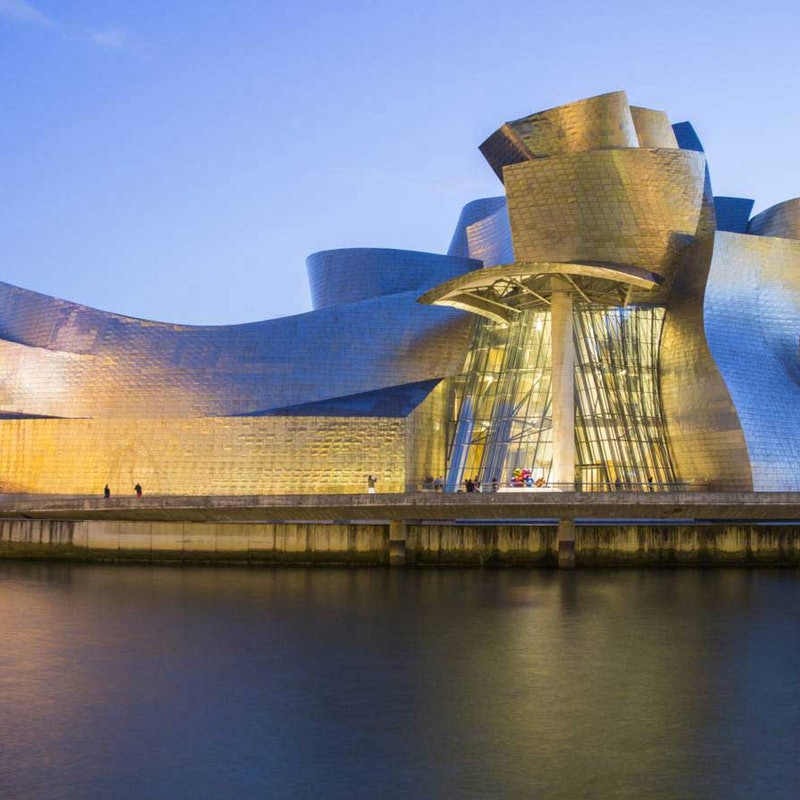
[{"left": 2, "top": 518, "right": 800, "bottom": 566}]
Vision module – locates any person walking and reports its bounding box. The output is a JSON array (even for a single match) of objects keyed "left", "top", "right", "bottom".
[
  {"left": 134, "top": 483, "right": 143, "bottom": 498},
  {"left": 367, "top": 475, "right": 377, "bottom": 494},
  {"left": 103, "top": 485, "right": 111, "bottom": 499}
]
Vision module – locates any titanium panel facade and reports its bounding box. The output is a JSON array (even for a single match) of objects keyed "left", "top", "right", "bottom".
[
  {"left": 0, "top": 251, "right": 476, "bottom": 492},
  {"left": 0, "top": 416, "right": 410, "bottom": 495},
  {"left": 704, "top": 233, "right": 800, "bottom": 490},
  {"left": 2, "top": 90, "right": 799, "bottom": 494},
  {"left": 0, "top": 281, "right": 474, "bottom": 420},
  {"left": 747, "top": 199, "right": 800, "bottom": 239},
  {"left": 504, "top": 149, "right": 706, "bottom": 279},
  {"left": 479, "top": 91, "right": 639, "bottom": 181},
  {"left": 714, "top": 197, "right": 755, "bottom": 234},
  {"left": 447, "top": 197, "right": 514, "bottom": 266},
  {"left": 306, "top": 248, "right": 479, "bottom": 310},
  {"left": 630, "top": 106, "right": 679, "bottom": 149},
  {"left": 659, "top": 235, "right": 752, "bottom": 490},
  {"left": 673, "top": 121, "right": 717, "bottom": 240}
]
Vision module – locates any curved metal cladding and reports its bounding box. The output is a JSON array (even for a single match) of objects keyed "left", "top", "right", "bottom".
[
  {"left": 0, "top": 269, "right": 477, "bottom": 493},
  {"left": 306, "top": 248, "right": 479, "bottom": 311},
  {"left": 672, "top": 121, "right": 717, "bottom": 239},
  {"left": 747, "top": 198, "right": 800, "bottom": 239},
  {"left": 703, "top": 232, "right": 800, "bottom": 490},
  {"left": 672, "top": 121, "right": 704, "bottom": 153},
  {"left": 0, "top": 279, "right": 475, "bottom": 421},
  {"left": 479, "top": 91, "right": 638, "bottom": 181},
  {"left": 713, "top": 197, "right": 754, "bottom": 233},
  {"left": 659, "top": 235, "right": 753, "bottom": 490},
  {"left": 629, "top": 107, "right": 679, "bottom": 148},
  {"left": 503, "top": 148, "right": 706, "bottom": 281},
  {"left": 447, "top": 197, "right": 514, "bottom": 266}
]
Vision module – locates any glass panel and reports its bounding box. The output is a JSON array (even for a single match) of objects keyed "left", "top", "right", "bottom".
[
  {"left": 445, "top": 311, "right": 551, "bottom": 490},
  {"left": 446, "top": 304, "right": 676, "bottom": 492},
  {"left": 574, "top": 305, "right": 675, "bottom": 491}
]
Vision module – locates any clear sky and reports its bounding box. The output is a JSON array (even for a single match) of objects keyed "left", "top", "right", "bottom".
[{"left": 1, "top": 0, "right": 798, "bottom": 325}]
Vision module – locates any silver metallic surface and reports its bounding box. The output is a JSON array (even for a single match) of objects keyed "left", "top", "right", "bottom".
[
  {"left": 704, "top": 232, "right": 800, "bottom": 490},
  {"left": 630, "top": 106, "right": 679, "bottom": 148},
  {"left": 0, "top": 279, "right": 474, "bottom": 420},
  {"left": 503, "top": 149, "right": 706, "bottom": 281},
  {"left": 0, "top": 248, "right": 475, "bottom": 492},
  {"left": 447, "top": 197, "right": 513, "bottom": 266},
  {"left": 479, "top": 91, "right": 639, "bottom": 180},
  {"left": 747, "top": 198, "right": 800, "bottom": 239},
  {"left": 658, "top": 233, "right": 752, "bottom": 490},
  {"left": 306, "top": 248, "right": 479, "bottom": 310}
]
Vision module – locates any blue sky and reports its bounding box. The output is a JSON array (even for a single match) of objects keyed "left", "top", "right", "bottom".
[{"left": 1, "top": 0, "right": 798, "bottom": 324}]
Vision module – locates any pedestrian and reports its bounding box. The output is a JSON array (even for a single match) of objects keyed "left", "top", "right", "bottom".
[
  {"left": 647, "top": 476, "right": 654, "bottom": 492},
  {"left": 615, "top": 477, "right": 622, "bottom": 491},
  {"left": 134, "top": 483, "right": 142, "bottom": 498},
  {"left": 367, "top": 474, "right": 377, "bottom": 494},
  {"left": 434, "top": 476, "right": 443, "bottom": 492},
  {"left": 103, "top": 484, "right": 110, "bottom": 499},
  {"left": 465, "top": 477, "right": 475, "bottom": 493}
]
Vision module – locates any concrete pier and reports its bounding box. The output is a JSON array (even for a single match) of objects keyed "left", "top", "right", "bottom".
[
  {"left": 557, "top": 519, "right": 576, "bottom": 569},
  {"left": 389, "top": 520, "right": 407, "bottom": 566}
]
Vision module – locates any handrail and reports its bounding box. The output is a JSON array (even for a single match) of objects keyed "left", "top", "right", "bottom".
[{"left": 429, "top": 480, "right": 717, "bottom": 494}]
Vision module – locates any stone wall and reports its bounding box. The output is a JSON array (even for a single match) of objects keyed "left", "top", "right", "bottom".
[{"left": 2, "top": 519, "right": 799, "bottom": 566}]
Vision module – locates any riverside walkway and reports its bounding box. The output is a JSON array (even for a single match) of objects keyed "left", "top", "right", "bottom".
[
  {"left": 2, "top": 492, "right": 799, "bottom": 568},
  {"left": 0, "top": 490, "right": 798, "bottom": 522}
]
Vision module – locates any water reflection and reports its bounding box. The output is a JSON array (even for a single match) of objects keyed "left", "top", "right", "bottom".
[{"left": 0, "top": 566, "right": 798, "bottom": 799}]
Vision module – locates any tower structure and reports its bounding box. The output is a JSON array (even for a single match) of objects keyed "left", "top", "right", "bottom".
[{"left": 422, "top": 92, "right": 705, "bottom": 490}]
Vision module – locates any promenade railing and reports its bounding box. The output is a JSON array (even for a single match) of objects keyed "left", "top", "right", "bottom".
[{"left": 419, "top": 481, "right": 716, "bottom": 494}]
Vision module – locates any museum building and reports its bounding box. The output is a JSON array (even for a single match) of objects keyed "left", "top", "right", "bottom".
[{"left": 1, "top": 91, "right": 798, "bottom": 494}]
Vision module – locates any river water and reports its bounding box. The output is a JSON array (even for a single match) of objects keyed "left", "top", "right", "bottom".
[{"left": 1, "top": 564, "right": 799, "bottom": 799}]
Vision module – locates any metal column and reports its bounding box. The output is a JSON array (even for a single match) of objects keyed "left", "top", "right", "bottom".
[{"left": 550, "top": 278, "right": 575, "bottom": 490}]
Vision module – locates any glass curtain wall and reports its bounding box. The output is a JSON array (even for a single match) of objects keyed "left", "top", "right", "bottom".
[
  {"left": 573, "top": 306, "right": 674, "bottom": 491},
  {"left": 446, "top": 305, "right": 676, "bottom": 491},
  {"left": 445, "top": 310, "right": 552, "bottom": 491}
]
